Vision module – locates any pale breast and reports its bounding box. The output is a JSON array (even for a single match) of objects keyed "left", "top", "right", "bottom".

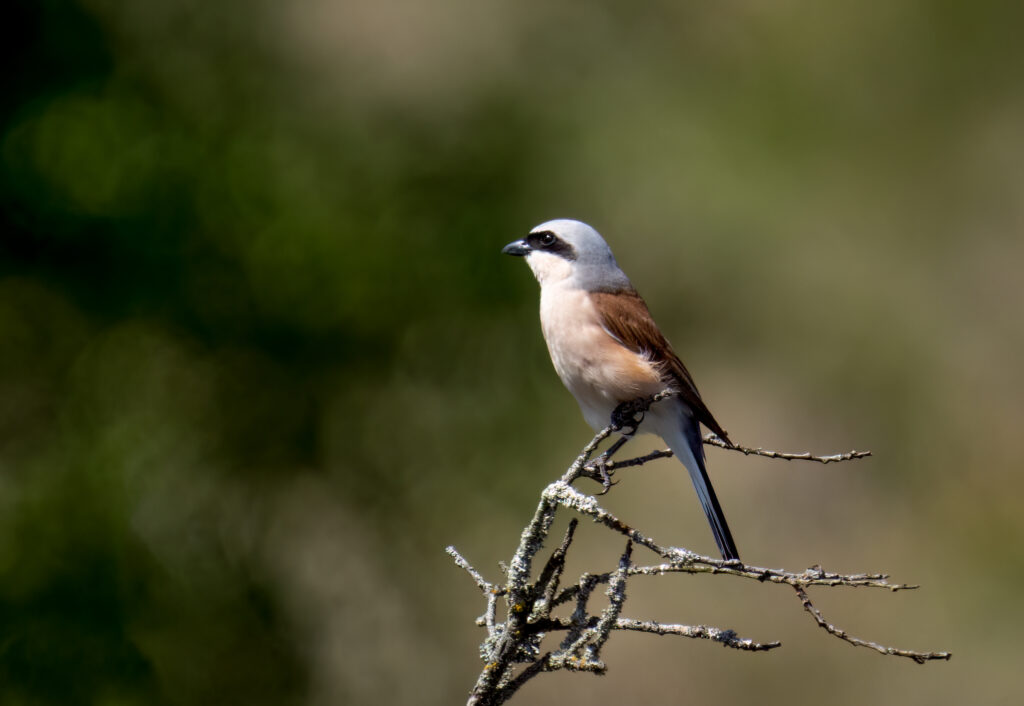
[{"left": 539, "top": 286, "right": 664, "bottom": 430}]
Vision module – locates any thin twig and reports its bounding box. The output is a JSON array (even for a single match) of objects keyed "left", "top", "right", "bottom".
[
  {"left": 446, "top": 546, "right": 495, "bottom": 594},
  {"left": 625, "top": 560, "right": 916, "bottom": 590},
  {"left": 558, "top": 574, "right": 600, "bottom": 657},
  {"left": 614, "top": 619, "right": 781, "bottom": 652},
  {"left": 552, "top": 560, "right": 915, "bottom": 609},
  {"left": 704, "top": 433, "right": 872, "bottom": 464},
  {"left": 584, "top": 541, "right": 633, "bottom": 664},
  {"left": 526, "top": 614, "right": 780, "bottom": 652},
  {"left": 532, "top": 520, "right": 577, "bottom": 619},
  {"left": 588, "top": 438, "right": 870, "bottom": 477},
  {"left": 793, "top": 586, "right": 952, "bottom": 663}
]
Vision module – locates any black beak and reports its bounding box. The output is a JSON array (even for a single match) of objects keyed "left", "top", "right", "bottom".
[{"left": 502, "top": 239, "right": 531, "bottom": 257}]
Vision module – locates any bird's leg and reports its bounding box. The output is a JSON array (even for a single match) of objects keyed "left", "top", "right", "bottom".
[
  {"left": 601, "top": 435, "right": 630, "bottom": 461},
  {"left": 585, "top": 399, "right": 649, "bottom": 494}
]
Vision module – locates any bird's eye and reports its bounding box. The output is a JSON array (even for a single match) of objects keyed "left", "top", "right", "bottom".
[{"left": 538, "top": 232, "right": 556, "bottom": 247}]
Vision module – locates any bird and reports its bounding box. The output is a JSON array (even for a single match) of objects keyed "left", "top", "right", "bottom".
[{"left": 502, "top": 219, "right": 740, "bottom": 561}]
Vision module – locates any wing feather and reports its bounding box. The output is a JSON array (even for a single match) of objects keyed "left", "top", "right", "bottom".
[{"left": 590, "top": 289, "right": 730, "bottom": 442}]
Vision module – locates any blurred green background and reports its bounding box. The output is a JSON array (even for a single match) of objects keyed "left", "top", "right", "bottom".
[{"left": 2, "top": 1, "right": 1022, "bottom": 704}]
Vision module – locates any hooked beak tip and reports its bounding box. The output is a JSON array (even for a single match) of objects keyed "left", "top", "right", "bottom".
[{"left": 501, "top": 239, "right": 531, "bottom": 257}]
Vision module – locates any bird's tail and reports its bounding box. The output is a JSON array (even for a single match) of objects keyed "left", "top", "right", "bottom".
[{"left": 662, "top": 418, "right": 740, "bottom": 562}]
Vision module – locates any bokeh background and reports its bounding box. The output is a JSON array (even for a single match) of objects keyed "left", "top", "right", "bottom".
[{"left": 3, "top": 1, "right": 1022, "bottom": 704}]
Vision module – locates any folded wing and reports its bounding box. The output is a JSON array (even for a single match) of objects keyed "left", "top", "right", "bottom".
[{"left": 589, "top": 289, "right": 730, "bottom": 443}]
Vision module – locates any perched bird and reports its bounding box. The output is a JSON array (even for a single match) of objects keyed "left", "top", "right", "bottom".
[{"left": 502, "top": 219, "right": 740, "bottom": 561}]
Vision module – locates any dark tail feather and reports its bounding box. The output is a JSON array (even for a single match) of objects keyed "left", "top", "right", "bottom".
[{"left": 681, "top": 420, "right": 740, "bottom": 562}]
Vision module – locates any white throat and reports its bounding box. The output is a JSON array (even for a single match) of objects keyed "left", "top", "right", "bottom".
[{"left": 525, "top": 251, "right": 574, "bottom": 287}]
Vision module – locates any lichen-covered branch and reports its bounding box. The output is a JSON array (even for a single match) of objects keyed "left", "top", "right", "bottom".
[
  {"left": 614, "top": 619, "right": 780, "bottom": 652},
  {"left": 449, "top": 391, "right": 950, "bottom": 706}
]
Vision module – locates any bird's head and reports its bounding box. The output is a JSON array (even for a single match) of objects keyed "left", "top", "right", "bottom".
[{"left": 502, "top": 219, "right": 631, "bottom": 291}]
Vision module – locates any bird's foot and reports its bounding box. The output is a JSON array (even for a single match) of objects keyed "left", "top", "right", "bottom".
[
  {"left": 610, "top": 399, "right": 646, "bottom": 437},
  {"left": 591, "top": 453, "right": 619, "bottom": 495}
]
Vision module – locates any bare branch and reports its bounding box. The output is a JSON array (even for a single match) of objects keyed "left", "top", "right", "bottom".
[
  {"left": 585, "top": 541, "right": 632, "bottom": 663},
  {"left": 585, "top": 437, "right": 870, "bottom": 480},
  {"left": 625, "top": 559, "right": 917, "bottom": 590},
  {"left": 453, "top": 390, "right": 949, "bottom": 705},
  {"left": 614, "top": 619, "right": 781, "bottom": 652},
  {"left": 590, "top": 448, "right": 673, "bottom": 473},
  {"left": 793, "top": 586, "right": 952, "bottom": 663},
  {"left": 703, "top": 433, "right": 873, "bottom": 464},
  {"left": 532, "top": 520, "right": 577, "bottom": 620},
  {"left": 447, "top": 545, "right": 497, "bottom": 595},
  {"left": 552, "top": 560, "right": 915, "bottom": 610}
]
